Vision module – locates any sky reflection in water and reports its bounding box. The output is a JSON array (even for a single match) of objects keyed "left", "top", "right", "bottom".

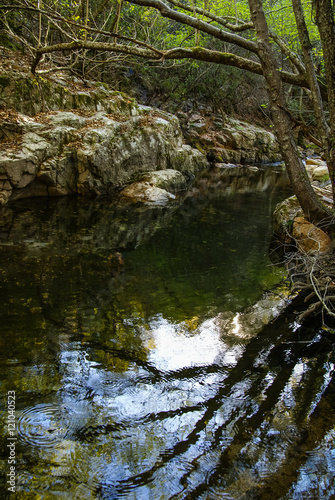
[{"left": 0, "top": 166, "right": 334, "bottom": 498}]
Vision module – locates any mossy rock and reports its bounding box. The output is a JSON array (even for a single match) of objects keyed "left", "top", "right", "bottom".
[
  {"left": 272, "top": 195, "right": 303, "bottom": 241},
  {"left": 0, "top": 71, "right": 139, "bottom": 117}
]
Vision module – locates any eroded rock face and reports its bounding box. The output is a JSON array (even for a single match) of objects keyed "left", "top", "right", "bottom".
[
  {"left": 0, "top": 71, "right": 138, "bottom": 116},
  {"left": 183, "top": 115, "right": 281, "bottom": 164},
  {"left": 0, "top": 102, "right": 208, "bottom": 205}
]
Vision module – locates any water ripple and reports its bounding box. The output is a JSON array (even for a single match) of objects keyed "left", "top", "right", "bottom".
[{"left": 17, "top": 403, "right": 67, "bottom": 449}]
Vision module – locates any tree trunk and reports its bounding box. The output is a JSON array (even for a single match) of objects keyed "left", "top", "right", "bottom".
[
  {"left": 313, "top": 0, "right": 335, "bottom": 207},
  {"left": 248, "top": 0, "right": 333, "bottom": 226},
  {"left": 292, "top": 0, "right": 329, "bottom": 145}
]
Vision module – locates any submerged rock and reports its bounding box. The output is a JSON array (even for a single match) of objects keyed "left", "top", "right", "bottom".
[{"left": 215, "top": 287, "right": 291, "bottom": 340}]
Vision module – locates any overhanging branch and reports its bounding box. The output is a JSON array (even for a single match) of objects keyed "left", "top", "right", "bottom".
[
  {"left": 165, "top": 0, "right": 254, "bottom": 32},
  {"left": 30, "top": 39, "right": 309, "bottom": 90},
  {"left": 123, "top": 0, "right": 259, "bottom": 53}
]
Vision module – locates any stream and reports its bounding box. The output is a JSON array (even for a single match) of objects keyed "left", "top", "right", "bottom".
[{"left": 0, "top": 164, "right": 334, "bottom": 499}]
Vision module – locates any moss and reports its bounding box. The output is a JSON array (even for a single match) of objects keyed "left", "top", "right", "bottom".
[
  {"left": 0, "top": 36, "right": 21, "bottom": 51},
  {"left": 99, "top": 82, "right": 110, "bottom": 91},
  {"left": 195, "top": 144, "right": 205, "bottom": 154},
  {"left": 0, "top": 75, "right": 12, "bottom": 88},
  {"left": 72, "top": 93, "right": 92, "bottom": 109}
]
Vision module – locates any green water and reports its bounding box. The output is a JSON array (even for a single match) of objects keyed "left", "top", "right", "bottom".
[{"left": 0, "top": 166, "right": 334, "bottom": 499}]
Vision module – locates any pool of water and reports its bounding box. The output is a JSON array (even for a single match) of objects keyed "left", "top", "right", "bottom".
[{"left": 0, "top": 165, "right": 334, "bottom": 499}]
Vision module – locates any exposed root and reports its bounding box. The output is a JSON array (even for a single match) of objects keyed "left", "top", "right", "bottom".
[{"left": 285, "top": 250, "right": 335, "bottom": 324}]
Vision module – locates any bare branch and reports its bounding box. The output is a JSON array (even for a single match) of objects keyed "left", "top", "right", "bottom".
[
  {"left": 2, "top": 15, "right": 35, "bottom": 56},
  {"left": 284, "top": 226, "right": 335, "bottom": 324},
  {"left": 270, "top": 32, "right": 305, "bottom": 75},
  {"left": 309, "top": 257, "right": 335, "bottom": 319},
  {"left": 0, "top": 0, "right": 313, "bottom": 93},
  {"left": 165, "top": 0, "right": 254, "bottom": 32},
  {"left": 123, "top": 0, "right": 259, "bottom": 53}
]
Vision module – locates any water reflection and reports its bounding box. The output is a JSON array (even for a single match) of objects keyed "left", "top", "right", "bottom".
[
  {"left": 0, "top": 165, "right": 334, "bottom": 499},
  {"left": 143, "top": 315, "right": 242, "bottom": 371}
]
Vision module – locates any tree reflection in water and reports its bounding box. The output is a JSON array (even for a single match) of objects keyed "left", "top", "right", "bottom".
[{"left": 0, "top": 165, "right": 334, "bottom": 499}]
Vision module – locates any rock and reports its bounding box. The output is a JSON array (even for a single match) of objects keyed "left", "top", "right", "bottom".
[
  {"left": 119, "top": 168, "right": 191, "bottom": 205},
  {"left": 0, "top": 71, "right": 139, "bottom": 116},
  {"left": 215, "top": 163, "right": 239, "bottom": 169},
  {"left": 0, "top": 189, "right": 11, "bottom": 206},
  {"left": 140, "top": 169, "right": 188, "bottom": 193},
  {"left": 74, "top": 114, "right": 196, "bottom": 194},
  {"left": 120, "top": 182, "right": 176, "bottom": 205},
  {"left": 0, "top": 91, "right": 208, "bottom": 204},
  {"left": 186, "top": 116, "right": 281, "bottom": 164},
  {"left": 292, "top": 216, "right": 331, "bottom": 253},
  {"left": 0, "top": 121, "right": 23, "bottom": 141},
  {"left": 305, "top": 163, "right": 317, "bottom": 179},
  {"left": 21, "top": 132, "right": 50, "bottom": 162},
  {"left": 273, "top": 193, "right": 332, "bottom": 254},
  {"left": 312, "top": 165, "right": 329, "bottom": 182},
  {"left": 48, "top": 112, "right": 87, "bottom": 128},
  {"left": 189, "top": 113, "right": 202, "bottom": 122},
  {"left": 0, "top": 153, "right": 37, "bottom": 187},
  {"left": 169, "top": 145, "right": 208, "bottom": 177},
  {"left": 209, "top": 147, "right": 242, "bottom": 164},
  {"left": 9, "top": 179, "right": 49, "bottom": 200},
  {"left": 303, "top": 158, "right": 329, "bottom": 184},
  {"left": 306, "top": 158, "right": 325, "bottom": 166},
  {"left": 0, "top": 69, "right": 288, "bottom": 205},
  {"left": 272, "top": 195, "right": 303, "bottom": 242},
  {"left": 189, "top": 121, "right": 207, "bottom": 133}
]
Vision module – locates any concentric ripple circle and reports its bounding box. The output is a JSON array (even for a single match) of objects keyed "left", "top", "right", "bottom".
[{"left": 17, "top": 403, "right": 67, "bottom": 448}]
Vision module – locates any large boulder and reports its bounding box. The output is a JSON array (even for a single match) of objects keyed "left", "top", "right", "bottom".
[
  {"left": 292, "top": 216, "right": 331, "bottom": 254},
  {"left": 0, "top": 102, "right": 208, "bottom": 205},
  {"left": 119, "top": 182, "right": 176, "bottom": 205},
  {"left": 138, "top": 169, "right": 189, "bottom": 192},
  {"left": 273, "top": 187, "right": 333, "bottom": 254},
  {"left": 272, "top": 195, "right": 303, "bottom": 242},
  {"left": 119, "top": 169, "right": 189, "bottom": 205}
]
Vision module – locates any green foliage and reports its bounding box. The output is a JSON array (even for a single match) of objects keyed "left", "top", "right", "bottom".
[
  {"left": 264, "top": 0, "right": 323, "bottom": 63},
  {"left": 0, "top": 0, "right": 327, "bottom": 123}
]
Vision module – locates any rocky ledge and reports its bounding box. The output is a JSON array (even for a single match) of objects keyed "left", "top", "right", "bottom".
[
  {"left": 180, "top": 112, "right": 281, "bottom": 164},
  {"left": 0, "top": 102, "right": 207, "bottom": 206},
  {"left": 0, "top": 59, "right": 283, "bottom": 206}
]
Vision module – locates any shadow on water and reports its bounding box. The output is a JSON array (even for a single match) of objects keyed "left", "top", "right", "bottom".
[{"left": 0, "top": 165, "right": 334, "bottom": 499}]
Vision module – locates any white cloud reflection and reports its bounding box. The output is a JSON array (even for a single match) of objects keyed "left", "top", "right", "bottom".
[{"left": 142, "top": 315, "right": 244, "bottom": 371}]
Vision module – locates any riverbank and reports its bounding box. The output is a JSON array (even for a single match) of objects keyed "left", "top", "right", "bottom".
[
  {"left": 1, "top": 47, "right": 335, "bottom": 328},
  {"left": 0, "top": 47, "right": 280, "bottom": 206}
]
